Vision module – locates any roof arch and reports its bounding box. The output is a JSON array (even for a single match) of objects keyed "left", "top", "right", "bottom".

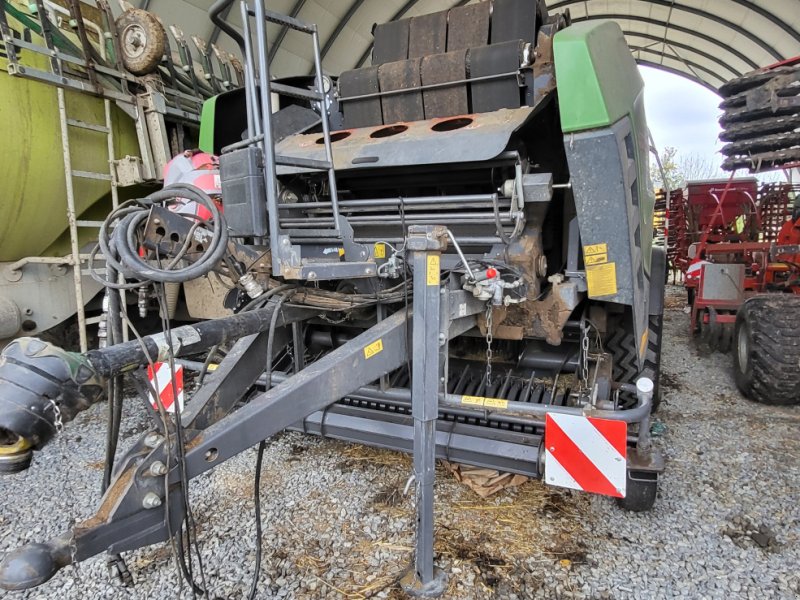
[{"left": 139, "top": 0, "right": 800, "bottom": 91}]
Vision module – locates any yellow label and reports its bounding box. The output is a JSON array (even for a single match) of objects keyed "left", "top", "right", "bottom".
[
  {"left": 586, "top": 262, "right": 617, "bottom": 297},
  {"left": 483, "top": 397, "right": 508, "bottom": 409},
  {"left": 364, "top": 339, "right": 383, "bottom": 359},
  {"left": 460, "top": 395, "right": 508, "bottom": 409},
  {"left": 639, "top": 330, "right": 649, "bottom": 358},
  {"left": 207, "top": 364, "right": 219, "bottom": 372},
  {"left": 337, "top": 248, "right": 345, "bottom": 257},
  {"left": 461, "top": 395, "right": 485, "bottom": 406},
  {"left": 584, "top": 243, "right": 608, "bottom": 256},
  {"left": 584, "top": 253, "right": 608, "bottom": 266},
  {"left": 374, "top": 243, "right": 386, "bottom": 259},
  {"left": 426, "top": 255, "right": 440, "bottom": 286}
]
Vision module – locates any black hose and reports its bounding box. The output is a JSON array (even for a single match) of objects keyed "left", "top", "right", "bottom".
[{"left": 209, "top": 0, "right": 244, "bottom": 52}]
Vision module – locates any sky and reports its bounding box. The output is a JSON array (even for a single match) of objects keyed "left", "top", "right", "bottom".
[{"left": 639, "top": 66, "right": 726, "bottom": 178}]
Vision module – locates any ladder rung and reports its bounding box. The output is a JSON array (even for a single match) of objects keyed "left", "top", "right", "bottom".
[
  {"left": 275, "top": 155, "right": 332, "bottom": 170},
  {"left": 286, "top": 228, "right": 341, "bottom": 238},
  {"left": 76, "top": 220, "right": 105, "bottom": 228},
  {"left": 66, "top": 119, "right": 110, "bottom": 134},
  {"left": 85, "top": 316, "right": 105, "bottom": 325},
  {"left": 72, "top": 170, "right": 112, "bottom": 181},
  {"left": 262, "top": 9, "right": 316, "bottom": 33},
  {"left": 270, "top": 82, "right": 322, "bottom": 101}
]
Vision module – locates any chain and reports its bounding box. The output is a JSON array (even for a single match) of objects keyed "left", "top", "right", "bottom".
[
  {"left": 48, "top": 399, "right": 64, "bottom": 434},
  {"left": 581, "top": 323, "right": 590, "bottom": 386},
  {"left": 485, "top": 304, "right": 493, "bottom": 385}
]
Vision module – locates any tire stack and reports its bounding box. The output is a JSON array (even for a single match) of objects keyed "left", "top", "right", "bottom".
[{"left": 719, "top": 62, "right": 800, "bottom": 173}]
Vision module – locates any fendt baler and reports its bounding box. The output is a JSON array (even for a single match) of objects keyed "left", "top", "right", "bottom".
[{"left": 0, "top": 0, "right": 665, "bottom": 595}]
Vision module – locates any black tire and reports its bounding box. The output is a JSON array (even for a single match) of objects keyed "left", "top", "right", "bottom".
[
  {"left": 733, "top": 295, "right": 800, "bottom": 405},
  {"left": 607, "top": 311, "right": 664, "bottom": 411},
  {"left": 115, "top": 9, "right": 165, "bottom": 76},
  {"left": 616, "top": 471, "right": 658, "bottom": 512}
]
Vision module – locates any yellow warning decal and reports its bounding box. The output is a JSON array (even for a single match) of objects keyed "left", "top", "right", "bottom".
[
  {"left": 461, "top": 395, "right": 509, "bottom": 409},
  {"left": 584, "top": 253, "right": 608, "bottom": 266},
  {"left": 584, "top": 243, "right": 608, "bottom": 257},
  {"left": 426, "top": 255, "right": 440, "bottom": 286},
  {"left": 639, "top": 329, "right": 649, "bottom": 358},
  {"left": 374, "top": 243, "right": 386, "bottom": 259},
  {"left": 364, "top": 339, "right": 384, "bottom": 359},
  {"left": 586, "top": 262, "right": 617, "bottom": 297}
]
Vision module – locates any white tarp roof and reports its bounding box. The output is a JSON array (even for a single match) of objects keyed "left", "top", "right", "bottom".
[{"left": 139, "top": 0, "right": 800, "bottom": 91}]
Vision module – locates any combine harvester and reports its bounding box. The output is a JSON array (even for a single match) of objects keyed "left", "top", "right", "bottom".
[
  {"left": 0, "top": 0, "right": 665, "bottom": 595},
  {"left": 671, "top": 57, "right": 800, "bottom": 405},
  {"left": 0, "top": 0, "right": 241, "bottom": 352}
]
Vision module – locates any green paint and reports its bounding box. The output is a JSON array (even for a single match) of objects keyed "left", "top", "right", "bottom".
[
  {"left": 553, "top": 20, "right": 644, "bottom": 133},
  {"left": 0, "top": 16, "right": 139, "bottom": 262},
  {"left": 199, "top": 95, "right": 218, "bottom": 155}
]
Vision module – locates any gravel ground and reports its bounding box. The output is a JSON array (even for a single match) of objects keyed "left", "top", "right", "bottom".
[{"left": 1, "top": 285, "right": 799, "bottom": 599}]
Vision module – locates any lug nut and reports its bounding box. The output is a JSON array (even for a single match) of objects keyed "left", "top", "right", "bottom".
[
  {"left": 142, "top": 493, "right": 162, "bottom": 509},
  {"left": 144, "top": 433, "right": 163, "bottom": 448},
  {"left": 148, "top": 461, "right": 168, "bottom": 476}
]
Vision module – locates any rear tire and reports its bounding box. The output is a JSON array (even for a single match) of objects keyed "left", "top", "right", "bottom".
[
  {"left": 607, "top": 312, "right": 664, "bottom": 411},
  {"left": 733, "top": 295, "right": 800, "bottom": 405}
]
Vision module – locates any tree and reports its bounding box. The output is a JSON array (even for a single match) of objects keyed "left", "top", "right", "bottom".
[
  {"left": 649, "top": 146, "right": 683, "bottom": 191},
  {"left": 678, "top": 153, "right": 719, "bottom": 183}
]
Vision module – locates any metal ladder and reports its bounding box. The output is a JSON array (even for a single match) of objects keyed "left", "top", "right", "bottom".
[
  {"left": 240, "top": 2, "right": 355, "bottom": 277},
  {"left": 57, "top": 88, "right": 120, "bottom": 352}
]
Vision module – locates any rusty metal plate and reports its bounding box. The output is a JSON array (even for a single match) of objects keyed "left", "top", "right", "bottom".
[
  {"left": 409, "top": 10, "right": 448, "bottom": 58},
  {"left": 447, "top": 2, "right": 490, "bottom": 51},
  {"left": 339, "top": 66, "right": 383, "bottom": 129},
  {"left": 421, "top": 50, "right": 468, "bottom": 119},
  {"left": 275, "top": 106, "right": 537, "bottom": 174},
  {"left": 372, "top": 18, "right": 409, "bottom": 65},
  {"left": 378, "top": 59, "right": 424, "bottom": 124}
]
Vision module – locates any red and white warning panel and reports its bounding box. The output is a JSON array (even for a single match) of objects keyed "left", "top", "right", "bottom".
[
  {"left": 544, "top": 413, "right": 627, "bottom": 498},
  {"left": 147, "top": 362, "right": 185, "bottom": 414}
]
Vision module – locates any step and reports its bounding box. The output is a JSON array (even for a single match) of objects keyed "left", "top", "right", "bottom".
[
  {"left": 270, "top": 82, "right": 323, "bottom": 102},
  {"left": 66, "top": 118, "right": 110, "bottom": 134},
  {"left": 72, "top": 170, "right": 112, "bottom": 181},
  {"left": 275, "top": 154, "right": 332, "bottom": 170},
  {"left": 262, "top": 9, "right": 315, "bottom": 34}
]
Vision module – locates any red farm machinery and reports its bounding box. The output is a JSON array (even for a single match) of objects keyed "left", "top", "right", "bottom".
[{"left": 666, "top": 57, "right": 800, "bottom": 406}]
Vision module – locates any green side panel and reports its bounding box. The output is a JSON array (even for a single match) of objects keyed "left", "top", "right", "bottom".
[
  {"left": 199, "top": 95, "right": 218, "bottom": 155},
  {"left": 553, "top": 20, "right": 644, "bottom": 133}
]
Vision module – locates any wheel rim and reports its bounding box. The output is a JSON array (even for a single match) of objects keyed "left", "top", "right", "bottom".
[
  {"left": 122, "top": 23, "right": 147, "bottom": 59},
  {"left": 737, "top": 323, "right": 749, "bottom": 371}
]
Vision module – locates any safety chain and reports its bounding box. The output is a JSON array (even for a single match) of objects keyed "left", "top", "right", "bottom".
[
  {"left": 485, "top": 303, "right": 493, "bottom": 385},
  {"left": 580, "top": 322, "right": 590, "bottom": 386},
  {"left": 48, "top": 399, "right": 64, "bottom": 434}
]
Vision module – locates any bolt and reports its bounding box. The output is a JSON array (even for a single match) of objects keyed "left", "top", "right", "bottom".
[
  {"left": 440, "top": 288, "right": 446, "bottom": 294},
  {"left": 142, "top": 492, "right": 162, "bottom": 509},
  {"left": 144, "top": 432, "right": 163, "bottom": 448},
  {"left": 148, "top": 461, "right": 168, "bottom": 476},
  {"left": 308, "top": 271, "right": 317, "bottom": 280},
  {"left": 438, "top": 333, "right": 446, "bottom": 344}
]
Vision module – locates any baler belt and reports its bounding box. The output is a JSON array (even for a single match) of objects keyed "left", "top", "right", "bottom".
[
  {"left": 447, "top": 2, "right": 491, "bottom": 51},
  {"left": 421, "top": 50, "right": 468, "bottom": 119},
  {"left": 339, "top": 66, "right": 383, "bottom": 129},
  {"left": 408, "top": 10, "right": 448, "bottom": 58},
  {"left": 491, "top": 0, "right": 537, "bottom": 44},
  {"left": 378, "top": 59, "right": 424, "bottom": 124},
  {"left": 468, "top": 40, "right": 524, "bottom": 113},
  {"left": 372, "top": 19, "right": 410, "bottom": 65}
]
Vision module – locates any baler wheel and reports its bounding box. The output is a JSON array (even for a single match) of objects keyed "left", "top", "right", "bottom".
[
  {"left": 733, "top": 295, "right": 800, "bottom": 405},
  {"left": 616, "top": 471, "right": 658, "bottom": 512},
  {"left": 607, "top": 312, "right": 664, "bottom": 411},
  {"left": 115, "top": 9, "right": 165, "bottom": 76}
]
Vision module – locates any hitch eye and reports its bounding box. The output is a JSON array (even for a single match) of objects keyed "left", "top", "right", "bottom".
[{"left": 204, "top": 448, "right": 219, "bottom": 462}]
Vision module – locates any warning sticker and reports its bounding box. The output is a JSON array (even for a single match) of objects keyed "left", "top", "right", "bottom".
[
  {"left": 426, "top": 255, "right": 440, "bottom": 286},
  {"left": 584, "top": 253, "right": 608, "bottom": 266},
  {"left": 364, "top": 339, "right": 384, "bottom": 359},
  {"left": 586, "top": 262, "right": 617, "bottom": 297},
  {"left": 461, "top": 395, "right": 509, "bottom": 409},
  {"left": 374, "top": 243, "right": 386, "bottom": 259},
  {"left": 584, "top": 243, "right": 608, "bottom": 257}
]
